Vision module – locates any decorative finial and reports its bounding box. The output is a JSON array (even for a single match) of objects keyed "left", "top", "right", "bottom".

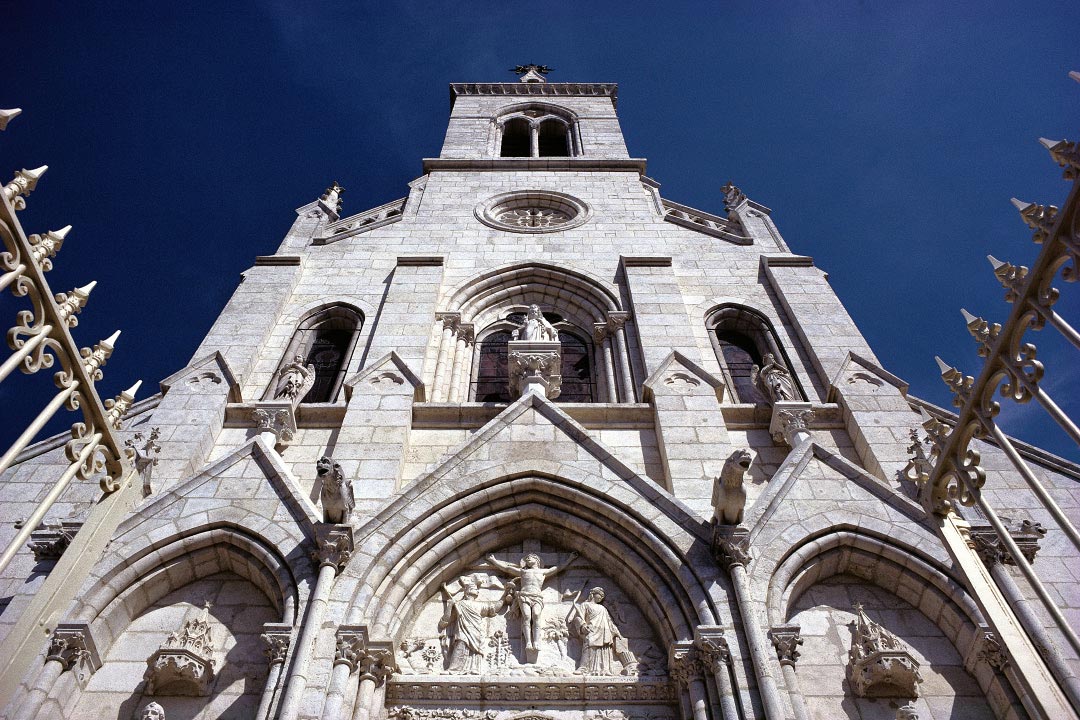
[
  {"left": 0, "top": 108, "right": 21, "bottom": 131},
  {"left": 511, "top": 64, "right": 552, "bottom": 84},
  {"left": 721, "top": 182, "right": 747, "bottom": 212}
]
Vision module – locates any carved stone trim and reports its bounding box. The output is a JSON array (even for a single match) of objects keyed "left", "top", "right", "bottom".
[
  {"left": 359, "top": 644, "right": 396, "bottom": 685},
  {"left": 314, "top": 523, "right": 354, "bottom": 575},
  {"left": 977, "top": 630, "right": 1009, "bottom": 673},
  {"left": 768, "top": 625, "right": 803, "bottom": 667},
  {"left": 47, "top": 624, "right": 100, "bottom": 683},
  {"left": 668, "top": 645, "right": 703, "bottom": 687},
  {"left": 386, "top": 677, "right": 675, "bottom": 704},
  {"left": 769, "top": 402, "right": 815, "bottom": 446},
  {"left": 847, "top": 604, "right": 922, "bottom": 699},
  {"left": 145, "top": 604, "right": 217, "bottom": 697},
  {"left": 711, "top": 525, "right": 751, "bottom": 569},
  {"left": 28, "top": 521, "right": 82, "bottom": 562},
  {"left": 475, "top": 191, "right": 591, "bottom": 234},
  {"left": 507, "top": 340, "right": 562, "bottom": 400},
  {"left": 335, "top": 626, "right": 369, "bottom": 672},
  {"left": 261, "top": 623, "right": 292, "bottom": 667},
  {"left": 250, "top": 402, "right": 297, "bottom": 447},
  {"left": 694, "top": 627, "right": 731, "bottom": 673},
  {"left": 968, "top": 519, "right": 1046, "bottom": 566}
]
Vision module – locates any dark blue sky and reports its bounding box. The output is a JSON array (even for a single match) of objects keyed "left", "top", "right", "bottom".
[{"left": 3, "top": 2, "right": 1079, "bottom": 460}]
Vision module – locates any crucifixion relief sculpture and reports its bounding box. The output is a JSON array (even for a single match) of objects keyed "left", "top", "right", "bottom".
[{"left": 486, "top": 551, "right": 577, "bottom": 661}]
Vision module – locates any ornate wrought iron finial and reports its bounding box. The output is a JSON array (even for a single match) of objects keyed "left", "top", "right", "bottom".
[
  {"left": 81, "top": 329, "right": 120, "bottom": 382},
  {"left": 959, "top": 308, "right": 1000, "bottom": 358},
  {"left": 987, "top": 255, "right": 1028, "bottom": 303},
  {"left": 3, "top": 166, "right": 48, "bottom": 210},
  {"left": 105, "top": 380, "right": 142, "bottom": 430},
  {"left": 28, "top": 225, "right": 71, "bottom": 272},
  {"left": 54, "top": 281, "right": 96, "bottom": 328},
  {"left": 934, "top": 356, "right": 974, "bottom": 408},
  {"left": 1010, "top": 198, "right": 1058, "bottom": 245},
  {"left": 0, "top": 108, "right": 21, "bottom": 131},
  {"left": 1039, "top": 137, "right": 1080, "bottom": 180},
  {"left": 511, "top": 64, "right": 552, "bottom": 83}
]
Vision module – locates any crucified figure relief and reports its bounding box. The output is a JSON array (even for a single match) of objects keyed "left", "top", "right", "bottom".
[{"left": 486, "top": 551, "right": 578, "bottom": 659}]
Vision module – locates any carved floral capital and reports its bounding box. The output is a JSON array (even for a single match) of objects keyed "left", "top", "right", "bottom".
[
  {"left": 314, "top": 524, "right": 354, "bottom": 574},
  {"left": 769, "top": 625, "right": 803, "bottom": 667}
]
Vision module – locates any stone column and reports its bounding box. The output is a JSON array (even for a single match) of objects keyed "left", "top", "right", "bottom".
[
  {"left": 670, "top": 645, "right": 710, "bottom": 720},
  {"left": 432, "top": 313, "right": 459, "bottom": 402},
  {"left": 15, "top": 624, "right": 99, "bottom": 720},
  {"left": 350, "top": 644, "right": 395, "bottom": 720},
  {"left": 608, "top": 311, "right": 634, "bottom": 401},
  {"left": 448, "top": 324, "right": 473, "bottom": 402},
  {"left": 276, "top": 524, "right": 353, "bottom": 720},
  {"left": 714, "top": 527, "right": 785, "bottom": 720},
  {"left": 969, "top": 523, "right": 1080, "bottom": 708},
  {"left": 256, "top": 623, "right": 292, "bottom": 720},
  {"left": 530, "top": 123, "right": 540, "bottom": 157},
  {"left": 695, "top": 627, "right": 740, "bottom": 720},
  {"left": 323, "top": 626, "right": 368, "bottom": 719},
  {"left": 594, "top": 323, "right": 618, "bottom": 402},
  {"left": 769, "top": 624, "right": 809, "bottom": 720}
]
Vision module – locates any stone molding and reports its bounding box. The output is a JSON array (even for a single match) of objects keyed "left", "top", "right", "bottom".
[
  {"left": 968, "top": 519, "right": 1046, "bottom": 566},
  {"left": 314, "top": 197, "right": 407, "bottom": 245},
  {"left": 28, "top": 521, "right": 82, "bottom": 562},
  {"left": 386, "top": 677, "right": 675, "bottom": 704},
  {"left": 768, "top": 625, "right": 803, "bottom": 667},
  {"left": 847, "top": 604, "right": 922, "bottom": 699},
  {"left": 661, "top": 198, "right": 751, "bottom": 245},
  {"left": 449, "top": 82, "right": 618, "bottom": 105}
]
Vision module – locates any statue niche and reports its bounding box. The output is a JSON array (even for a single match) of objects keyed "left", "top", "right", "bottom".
[{"left": 397, "top": 543, "right": 665, "bottom": 680}]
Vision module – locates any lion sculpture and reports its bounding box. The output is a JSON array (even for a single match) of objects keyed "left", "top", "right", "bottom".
[
  {"left": 712, "top": 449, "right": 752, "bottom": 526},
  {"left": 317, "top": 455, "right": 355, "bottom": 525}
]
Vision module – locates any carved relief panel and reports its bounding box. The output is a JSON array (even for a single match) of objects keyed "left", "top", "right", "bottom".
[{"left": 390, "top": 542, "right": 675, "bottom": 719}]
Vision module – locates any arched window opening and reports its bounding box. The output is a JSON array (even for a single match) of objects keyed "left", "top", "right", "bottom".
[
  {"left": 500, "top": 118, "right": 531, "bottom": 157},
  {"left": 537, "top": 119, "right": 569, "bottom": 157},
  {"left": 269, "top": 306, "right": 362, "bottom": 404},
  {"left": 471, "top": 312, "right": 596, "bottom": 403},
  {"left": 708, "top": 305, "right": 801, "bottom": 404}
]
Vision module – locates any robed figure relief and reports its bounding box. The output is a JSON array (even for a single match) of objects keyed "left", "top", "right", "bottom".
[
  {"left": 513, "top": 304, "right": 559, "bottom": 342},
  {"left": 438, "top": 576, "right": 511, "bottom": 674},
  {"left": 566, "top": 586, "right": 637, "bottom": 676}
]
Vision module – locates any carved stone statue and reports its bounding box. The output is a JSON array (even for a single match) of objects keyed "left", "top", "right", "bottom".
[
  {"left": 565, "top": 586, "right": 635, "bottom": 676},
  {"left": 486, "top": 551, "right": 577, "bottom": 659},
  {"left": 273, "top": 354, "right": 316, "bottom": 407},
  {"left": 750, "top": 352, "right": 797, "bottom": 403},
  {"left": 437, "top": 576, "right": 511, "bottom": 674},
  {"left": 317, "top": 456, "right": 354, "bottom": 525},
  {"left": 514, "top": 304, "right": 559, "bottom": 342},
  {"left": 712, "top": 449, "right": 752, "bottom": 525},
  {"left": 848, "top": 603, "right": 923, "bottom": 698},
  {"left": 140, "top": 702, "right": 165, "bottom": 720}
]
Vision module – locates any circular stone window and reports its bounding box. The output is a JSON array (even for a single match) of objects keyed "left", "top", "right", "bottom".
[{"left": 475, "top": 190, "right": 591, "bottom": 233}]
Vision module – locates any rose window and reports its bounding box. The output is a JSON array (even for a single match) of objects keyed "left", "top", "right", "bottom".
[{"left": 476, "top": 191, "right": 591, "bottom": 233}]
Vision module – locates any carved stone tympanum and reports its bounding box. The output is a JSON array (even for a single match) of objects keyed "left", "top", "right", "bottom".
[
  {"left": 487, "top": 551, "right": 577, "bottom": 663},
  {"left": 847, "top": 603, "right": 922, "bottom": 699},
  {"left": 712, "top": 449, "right": 751, "bottom": 526},
  {"left": 566, "top": 586, "right": 637, "bottom": 676},
  {"left": 439, "top": 575, "right": 512, "bottom": 674},
  {"left": 145, "top": 603, "right": 217, "bottom": 696}
]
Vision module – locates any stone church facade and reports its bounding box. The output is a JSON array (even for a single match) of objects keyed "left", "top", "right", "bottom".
[{"left": 1, "top": 68, "right": 1078, "bottom": 720}]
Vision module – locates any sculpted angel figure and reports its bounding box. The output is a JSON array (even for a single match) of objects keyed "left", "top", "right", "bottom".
[
  {"left": 514, "top": 304, "right": 559, "bottom": 342},
  {"left": 750, "top": 352, "right": 796, "bottom": 403},
  {"left": 486, "top": 551, "right": 577, "bottom": 654},
  {"left": 438, "top": 576, "right": 511, "bottom": 674},
  {"left": 274, "top": 354, "right": 316, "bottom": 406}
]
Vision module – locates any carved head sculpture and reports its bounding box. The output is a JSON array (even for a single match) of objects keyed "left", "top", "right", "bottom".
[
  {"left": 292, "top": 354, "right": 305, "bottom": 365},
  {"left": 140, "top": 702, "right": 165, "bottom": 720},
  {"left": 316, "top": 456, "right": 338, "bottom": 482},
  {"left": 723, "top": 449, "right": 753, "bottom": 487},
  {"left": 588, "top": 587, "right": 605, "bottom": 603},
  {"left": 762, "top": 352, "right": 777, "bottom": 366},
  {"left": 527, "top": 304, "right": 542, "bottom": 319},
  {"left": 460, "top": 578, "right": 480, "bottom": 599},
  {"left": 521, "top": 553, "right": 542, "bottom": 568}
]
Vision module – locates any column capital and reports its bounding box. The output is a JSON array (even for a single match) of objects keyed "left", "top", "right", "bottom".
[
  {"left": 768, "top": 624, "right": 803, "bottom": 667},
  {"left": 968, "top": 520, "right": 1046, "bottom": 566},
  {"left": 693, "top": 626, "right": 732, "bottom": 672},
  {"left": 47, "top": 623, "right": 101, "bottom": 686},
  {"left": 314, "top": 523, "right": 354, "bottom": 575},
  {"left": 261, "top": 622, "right": 292, "bottom": 666},
  {"left": 668, "top": 643, "right": 704, "bottom": 687},
  {"left": 435, "top": 312, "right": 461, "bottom": 333},
  {"left": 251, "top": 402, "right": 297, "bottom": 447},
  {"left": 334, "top": 625, "right": 369, "bottom": 672},
  {"left": 769, "top": 402, "right": 815, "bottom": 446},
  {"left": 712, "top": 525, "right": 752, "bottom": 569}
]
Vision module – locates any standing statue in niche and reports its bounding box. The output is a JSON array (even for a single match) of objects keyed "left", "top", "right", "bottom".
[
  {"left": 139, "top": 703, "right": 165, "bottom": 720},
  {"left": 750, "top": 352, "right": 797, "bottom": 403},
  {"left": 317, "top": 456, "right": 355, "bottom": 525},
  {"left": 514, "top": 304, "right": 559, "bottom": 342},
  {"left": 273, "top": 354, "right": 316, "bottom": 406},
  {"left": 566, "top": 586, "right": 636, "bottom": 676},
  {"left": 486, "top": 551, "right": 577, "bottom": 659},
  {"left": 438, "top": 576, "right": 511, "bottom": 674}
]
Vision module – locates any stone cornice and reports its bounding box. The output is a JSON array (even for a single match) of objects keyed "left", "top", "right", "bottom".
[
  {"left": 422, "top": 158, "right": 646, "bottom": 173},
  {"left": 450, "top": 82, "right": 618, "bottom": 108}
]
